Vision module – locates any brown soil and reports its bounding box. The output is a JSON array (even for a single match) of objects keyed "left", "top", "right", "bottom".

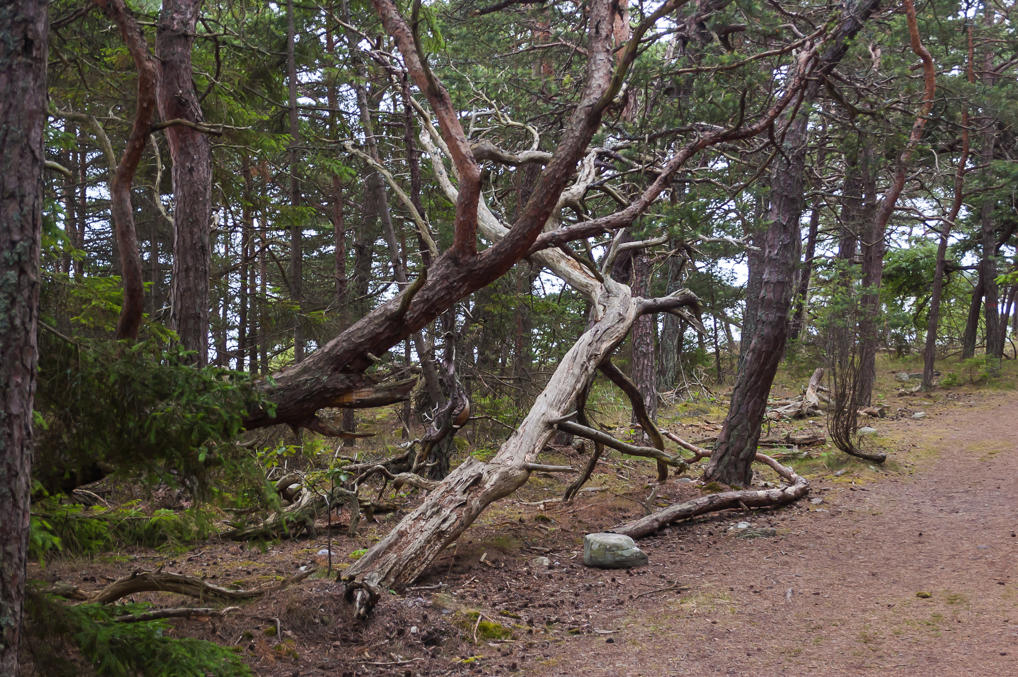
[{"left": 28, "top": 383, "right": 1018, "bottom": 676}]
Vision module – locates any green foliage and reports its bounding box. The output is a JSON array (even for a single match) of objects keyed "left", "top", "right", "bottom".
[
  {"left": 34, "top": 329, "right": 274, "bottom": 498},
  {"left": 29, "top": 499, "right": 219, "bottom": 562},
  {"left": 24, "top": 593, "right": 251, "bottom": 677}
]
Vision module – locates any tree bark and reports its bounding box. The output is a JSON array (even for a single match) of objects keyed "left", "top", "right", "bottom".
[
  {"left": 788, "top": 205, "right": 821, "bottom": 342},
  {"left": 962, "top": 273, "right": 983, "bottom": 359},
  {"left": 923, "top": 29, "right": 971, "bottom": 388},
  {"left": 630, "top": 252, "right": 657, "bottom": 422},
  {"left": 286, "top": 0, "right": 305, "bottom": 362},
  {"left": 705, "top": 112, "right": 809, "bottom": 487},
  {"left": 95, "top": 0, "right": 158, "bottom": 341},
  {"left": 705, "top": 0, "right": 882, "bottom": 486},
  {"left": 157, "top": 0, "right": 212, "bottom": 365},
  {"left": 0, "top": 1, "right": 47, "bottom": 670}
]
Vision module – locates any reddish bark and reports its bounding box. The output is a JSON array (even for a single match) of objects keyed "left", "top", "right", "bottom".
[
  {"left": 245, "top": 0, "right": 624, "bottom": 429},
  {"left": 856, "top": 0, "right": 936, "bottom": 403},
  {"left": 156, "top": 0, "right": 212, "bottom": 365},
  {"left": 95, "top": 0, "right": 158, "bottom": 341},
  {"left": 0, "top": 0, "right": 47, "bottom": 670}
]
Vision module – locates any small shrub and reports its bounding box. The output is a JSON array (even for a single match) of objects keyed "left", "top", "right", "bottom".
[{"left": 24, "top": 592, "right": 251, "bottom": 676}]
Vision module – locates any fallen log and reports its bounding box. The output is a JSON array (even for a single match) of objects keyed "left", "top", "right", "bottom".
[
  {"left": 612, "top": 453, "right": 809, "bottom": 538},
  {"left": 88, "top": 565, "right": 315, "bottom": 605}
]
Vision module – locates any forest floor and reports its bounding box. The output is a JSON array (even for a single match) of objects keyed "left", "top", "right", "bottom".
[{"left": 29, "top": 361, "right": 1018, "bottom": 676}]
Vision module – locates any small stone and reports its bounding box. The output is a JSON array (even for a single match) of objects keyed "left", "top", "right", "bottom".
[
  {"left": 834, "top": 469, "right": 847, "bottom": 477},
  {"left": 410, "top": 626, "right": 418, "bottom": 634},
  {"left": 531, "top": 556, "right": 551, "bottom": 568},
  {"left": 735, "top": 521, "right": 751, "bottom": 530},
  {"left": 583, "top": 533, "right": 648, "bottom": 569},
  {"left": 317, "top": 548, "right": 331, "bottom": 556},
  {"left": 895, "top": 372, "right": 911, "bottom": 382},
  {"left": 858, "top": 426, "right": 878, "bottom": 436},
  {"left": 810, "top": 497, "right": 823, "bottom": 505},
  {"left": 912, "top": 411, "right": 927, "bottom": 420}
]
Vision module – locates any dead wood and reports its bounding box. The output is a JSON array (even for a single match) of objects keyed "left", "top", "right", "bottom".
[
  {"left": 88, "top": 565, "right": 314, "bottom": 605},
  {"left": 766, "top": 367, "right": 826, "bottom": 419},
  {"left": 553, "top": 419, "right": 688, "bottom": 472},
  {"left": 226, "top": 483, "right": 361, "bottom": 539},
  {"left": 612, "top": 453, "right": 809, "bottom": 538},
  {"left": 599, "top": 359, "right": 669, "bottom": 480},
  {"left": 114, "top": 606, "right": 239, "bottom": 623}
]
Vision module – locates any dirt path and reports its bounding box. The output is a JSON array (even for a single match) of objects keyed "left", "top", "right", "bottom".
[
  {"left": 501, "top": 391, "right": 1018, "bottom": 676},
  {"left": 30, "top": 388, "right": 1017, "bottom": 676}
]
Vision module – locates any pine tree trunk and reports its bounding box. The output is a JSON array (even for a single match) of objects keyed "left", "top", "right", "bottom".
[
  {"left": 962, "top": 274, "right": 983, "bottom": 359},
  {"left": 286, "top": 0, "right": 305, "bottom": 362},
  {"left": 705, "top": 113, "right": 809, "bottom": 487},
  {"left": 157, "top": 0, "right": 212, "bottom": 365},
  {"left": 0, "top": 1, "right": 47, "bottom": 670},
  {"left": 631, "top": 253, "right": 657, "bottom": 421}
]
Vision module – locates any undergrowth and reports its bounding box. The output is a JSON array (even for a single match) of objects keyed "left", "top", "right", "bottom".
[
  {"left": 29, "top": 499, "right": 219, "bottom": 563},
  {"left": 23, "top": 592, "right": 251, "bottom": 676}
]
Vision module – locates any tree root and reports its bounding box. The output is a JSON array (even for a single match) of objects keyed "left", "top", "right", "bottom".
[{"left": 612, "top": 452, "right": 809, "bottom": 539}]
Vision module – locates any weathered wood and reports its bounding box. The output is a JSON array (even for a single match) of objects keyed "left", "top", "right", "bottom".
[
  {"left": 554, "top": 419, "right": 687, "bottom": 471},
  {"left": 341, "top": 282, "right": 697, "bottom": 616},
  {"left": 613, "top": 454, "right": 809, "bottom": 539},
  {"left": 88, "top": 566, "right": 314, "bottom": 605}
]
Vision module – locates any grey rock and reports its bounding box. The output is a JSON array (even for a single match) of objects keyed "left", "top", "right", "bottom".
[
  {"left": 810, "top": 497, "right": 823, "bottom": 505},
  {"left": 895, "top": 372, "right": 911, "bottom": 382},
  {"left": 858, "top": 426, "right": 878, "bottom": 436},
  {"left": 583, "top": 533, "right": 648, "bottom": 569},
  {"left": 912, "top": 411, "right": 927, "bottom": 420},
  {"left": 734, "top": 521, "right": 752, "bottom": 530},
  {"left": 531, "top": 556, "right": 551, "bottom": 569}
]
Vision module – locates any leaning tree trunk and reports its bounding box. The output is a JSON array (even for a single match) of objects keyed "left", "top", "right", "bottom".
[
  {"left": 157, "top": 0, "right": 212, "bottom": 365},
  {"left": 342, "top": 282, "right": 693, "bottom": 613},
  {"left": 704, "top": 113, "right": 809, "bottom": 488},
  {"left": 707, "top": 0, "right": 888, "bottom": 486},
  {"left": 95, "top": 0, "right": 158, "bottom": 341},
  {"left": 0, "top": 1, "right": 47, "bottom": 670}
]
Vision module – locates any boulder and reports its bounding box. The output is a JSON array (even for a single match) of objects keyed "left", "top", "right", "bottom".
[{"left": 583, "top": 533, "right": 648, "bottom": 569}]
